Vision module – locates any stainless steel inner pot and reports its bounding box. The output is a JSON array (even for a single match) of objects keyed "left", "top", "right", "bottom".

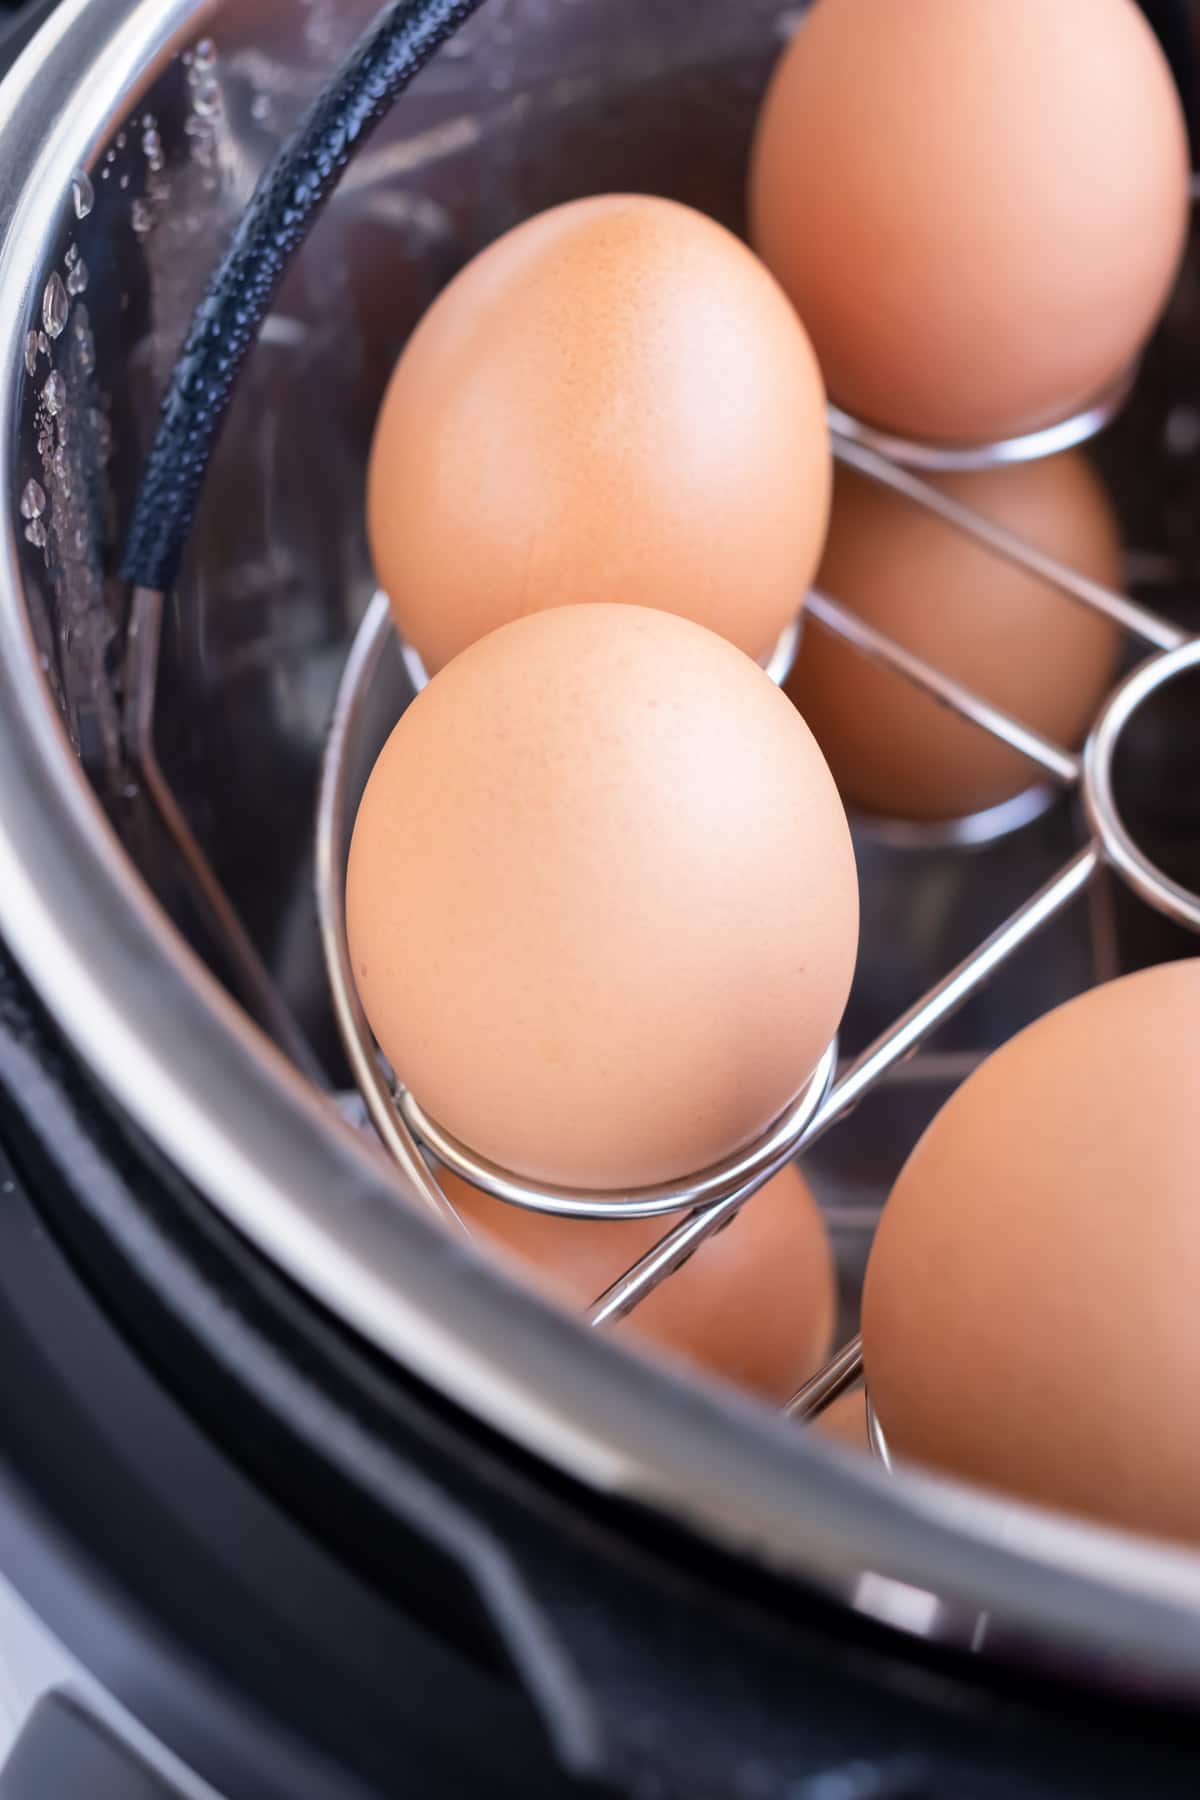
[{"left": 4, "top": 0, "right": 1200, "bottom": 1703}]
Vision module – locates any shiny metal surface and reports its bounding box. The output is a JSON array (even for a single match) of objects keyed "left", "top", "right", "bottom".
[
  {"left": 852, "top": 783, "right": 1058, "bottom": 852},
  {"left": 805, "top": 589, "right": 1081, "bottom": 786},
  {"left": 833, "top": 432, "right": 1186, "bottom": 651},
  {"left": 1083, "top": 638, "right": 1200, "bottom": 932},
  {"left": 314, "top": 586, "right": 466, "bottom": 1231},
  {"left": 401, "top": 1044, "right": 837, "bottom": 1221},
  {"left": 865, "top": 1394, "right": 892, "bottom": 1472},
  {"left": 827, "top": 360, "right": 1138, "bottom": 472},
  {"left": 4, "top": 0, "right": 1200, "bottom": 1712}
]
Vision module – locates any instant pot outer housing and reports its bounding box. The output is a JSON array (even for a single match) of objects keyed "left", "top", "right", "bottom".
[{"left": 0, "top": 0, "right": 1199, "bottom": 1795}]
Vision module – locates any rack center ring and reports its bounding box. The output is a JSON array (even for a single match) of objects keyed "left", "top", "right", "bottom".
[{"left": 1081, "top": 637, "right": 1200, "bottom": 935}]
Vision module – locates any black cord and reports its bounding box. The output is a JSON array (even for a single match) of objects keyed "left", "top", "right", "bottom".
[{"left": 122, "top": 0, "right": 488, "bottom": 593}]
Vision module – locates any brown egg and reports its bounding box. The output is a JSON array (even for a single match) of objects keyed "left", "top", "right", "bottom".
[
  {"left": 862, "top": 962, "right": 1200, "bottom": 1544},
  {"left": 439, "top": 1163, "right": 835, "bottom": 1403},
  {"left": 347, "top": 605, "right": 859, "bottom": 1191},
  {"left": 750, "top": 0, "right": 1190, "bottom": 444},
  {"left": 785, "top": 453, "right": 1123, "bottom": 821},
  {"left": 367, "top": 193, "right": 830, "bottom": 670},
  {"left": 809, "top": 1388, "right": 870, "bottom": 1452}
]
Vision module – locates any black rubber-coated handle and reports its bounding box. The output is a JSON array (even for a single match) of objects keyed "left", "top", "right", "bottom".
[
  {"left": 121, "top": 0, "right": 487, "bottom": 595},
  {"left": 0, "top": 1695, "right": 184, "bottom": 1799}
]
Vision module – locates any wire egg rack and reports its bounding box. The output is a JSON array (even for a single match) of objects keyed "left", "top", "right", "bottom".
[
  {"left": 108, "top": 0, "right": 1200, "bottom": 1462},
  {"left": 301, "top": 373, "right": 1199, "bottom": 1441}
]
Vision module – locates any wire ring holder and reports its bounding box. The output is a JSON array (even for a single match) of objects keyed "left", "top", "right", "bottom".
[
  {"left": 397, "top": 1049, "right": 837, "bottom": 1221},
  {"left": 115, "top": 0, "right": 1200, "bottom": 1477},
  {"left": 827, "top": 359, "right": 1137, "bottom": 475},
  {"left": 1082, "top": 639, "right": 1200, "bottom": 934}
]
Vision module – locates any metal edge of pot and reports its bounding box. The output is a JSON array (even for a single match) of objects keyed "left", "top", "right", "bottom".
[{"left": 1, "top": 0, "right": 1200, "bottom": 1704}]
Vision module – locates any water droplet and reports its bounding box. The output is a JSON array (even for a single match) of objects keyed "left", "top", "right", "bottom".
[
  {"left": 51, "top": 445, "right": 68, "bottom": 483},
  {"left": 23, "top": 331, "right": 38, "bottom": 377},
  {"left": 119, "top": 172, "right": 130, "bottom": 191},
  {"left": 142, "top": 124, "right": 164, "bottom": 171},
  {"left": 42, "top": 371, "right": 65, "bottom": 416},
  {"left": 100, "top": 166, "right": 110, "bottom": 182},
  {"left": 105, "top": 147, "right": 116, "bottom": 164},
  {"left": 42, "top": 272, "right": 68, "bottom": 340},
  {"left": 24, "top": 519, "right": 47, "bottom": 549},
  {"left": 249, "top": 92, "right": 273, "bottom": 124},
  {"left": 116, "top": 131, "right": 127, "bottom": 150},
  {"left": 190, "top": 75, "right": 221, "bottom": 117},
  {"left": 66, "top": 256, "right": 88, "bottom": 296},
  {"left": 36, "top": 427, "right": 52, "bottom": 458},
  {"left": 20, "top": 479, "right": 45, "bottom": 521},
  {"left": 185, "top": 116, "right": 217, "bottom": 167},
  {"left": 71, "top": 168, "right": 94, "bottom": 219},
  {"left": 37, "top": 331, "right": 48, "bottom": 357},
  {"left": 193, "top": 36, "right": 216, "bottom": 71},
  {"left": 64, "top": 243, "right": 79, "bottom": 268},
  {"left": 131, "top": 198, "right": 154, "bottom": 238}
]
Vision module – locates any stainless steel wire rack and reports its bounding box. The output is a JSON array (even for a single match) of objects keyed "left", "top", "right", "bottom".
[
  {"left": 302, "top": 365, "right": 1200, "bottom": 1453},
  {"left": 119, "top": 291, "right": 1200, "bottom": 1459}
]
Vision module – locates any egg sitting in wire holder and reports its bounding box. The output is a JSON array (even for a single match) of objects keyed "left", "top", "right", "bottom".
[
  {"left": 749, "top": 0, "right": 1190, "bottom": 450},
  {"left": 344, "top": 604, "right": 859, "bottom": 1198}
]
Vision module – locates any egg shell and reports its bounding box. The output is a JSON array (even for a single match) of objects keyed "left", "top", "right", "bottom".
[
  {"left": 750, "top": 0, "right": 1190, "bottom": 443},
  {"left": 861, "top": 961, "right": 1200, "bottom": 1544},
  {"left": 808, "top": 1387, "right": 870, "bottom": 1452},
  {"left": 438, "top": 1162, "right": 835, "bottom": 1404},
  {"left": 346, "top": 604, "right": 859, "bottom": 1191},
  {"left": 786, "top": 452, "right": 1123, "bottom": 821},
  {"left": 368, "top": 193, "right": 830, "bottom": 670}
]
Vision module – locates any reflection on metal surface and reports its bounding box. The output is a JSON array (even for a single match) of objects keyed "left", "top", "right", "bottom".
[
  {"left": 1082, "top": 640, "right": 1200, "bottom": 935},
  {"left": 853, "top": 783, "right": 1058, "bottom": 853},
  {"left": 828, "top": 362, "right": 1136, "bottom": 474},
  {"left": 314, "top": 589, "right": 465, "bottom": 1231},
  {"left": 806, "top": 589, "right": 1080, "bottom": 786},
  {"left": 832, "top": 432, "right": 1184, "bottom": 652},
  {"left": 124, "top": 585, "right": 326, "bottom": 1085}
]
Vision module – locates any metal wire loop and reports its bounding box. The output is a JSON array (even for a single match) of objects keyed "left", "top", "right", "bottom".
[
  {"left": 404, "top": 1039, "right": 838, "bottom": 1221},
  {"left": 1082, "top": 639, "right": 1200, "bottom": 935},
  {"left": 827, "top": 361, "right": 1137, "bottom": 474}
]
